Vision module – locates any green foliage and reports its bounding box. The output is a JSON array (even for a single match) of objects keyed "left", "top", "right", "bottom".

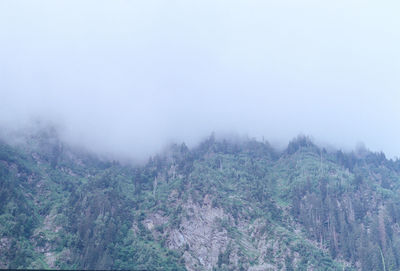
[{"left": 2, "top": 134, "right": 400, "bottom": 270}]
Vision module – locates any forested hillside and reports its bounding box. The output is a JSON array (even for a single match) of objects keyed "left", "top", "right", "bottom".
[{"left": 1, "top": 130, "right": 400, "bottom": 270}]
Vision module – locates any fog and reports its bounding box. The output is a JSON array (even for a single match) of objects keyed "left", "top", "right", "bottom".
[{"left": 1, "top": 0, "right": 399, "bottom": 160}]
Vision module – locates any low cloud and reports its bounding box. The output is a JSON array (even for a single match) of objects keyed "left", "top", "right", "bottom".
[{"left": 1, "top": 0, "right": 399, "bottom": 160}]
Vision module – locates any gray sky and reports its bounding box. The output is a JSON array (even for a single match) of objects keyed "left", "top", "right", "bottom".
[{"left": 1, "top": 0, "right": 399, "bottom": 160}]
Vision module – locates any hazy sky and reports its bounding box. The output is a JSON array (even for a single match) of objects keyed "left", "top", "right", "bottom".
[{"left": 1, "top": 0, "right": 399, "bottom": 160}]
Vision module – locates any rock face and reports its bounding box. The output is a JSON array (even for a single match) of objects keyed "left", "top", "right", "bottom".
[
  {"left": 137, "top": 195, "right": 231, "bottom": 271},
  {"left": 167, "top": 199, "right": 229, "bottom": 270}
]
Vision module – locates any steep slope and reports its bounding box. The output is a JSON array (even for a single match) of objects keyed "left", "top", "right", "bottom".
[{"left": 1, "top": 132, "right": 400, "bottom": 270}]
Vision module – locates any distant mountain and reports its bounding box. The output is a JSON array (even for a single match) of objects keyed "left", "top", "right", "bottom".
[{"left": 1, "top": 131, "right": 400, "bottom": 270}]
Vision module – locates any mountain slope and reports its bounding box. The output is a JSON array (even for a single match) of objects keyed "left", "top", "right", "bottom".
[{"left": 1, "top": 132, "right": 400, "bottom": 270}]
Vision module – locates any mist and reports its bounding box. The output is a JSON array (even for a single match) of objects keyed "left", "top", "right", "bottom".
[{"left": 1, "top": 0, "right": 400, "bottom": 160}]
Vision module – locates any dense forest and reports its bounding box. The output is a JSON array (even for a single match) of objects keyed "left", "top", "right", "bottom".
[{"left": 1, "top": 129, "right": 400, "bottom": 270}]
